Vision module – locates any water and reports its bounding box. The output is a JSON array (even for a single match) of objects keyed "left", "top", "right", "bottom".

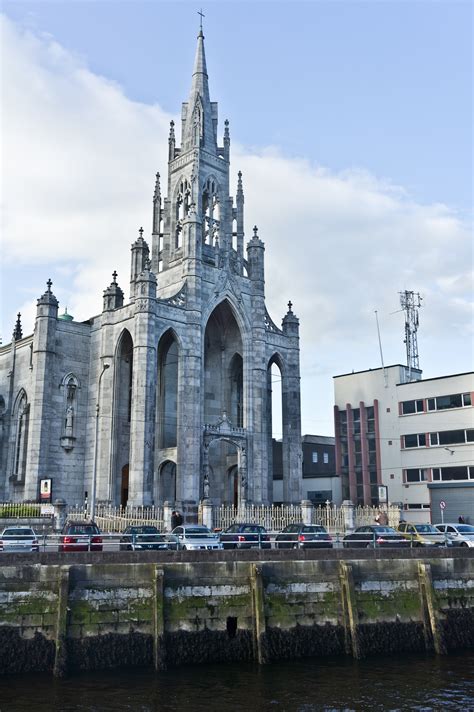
[{"left": 0, "top": 652, "right": 473, "bottom": 711}]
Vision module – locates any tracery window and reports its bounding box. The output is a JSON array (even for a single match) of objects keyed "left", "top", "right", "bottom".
[{"left": 202, "top": 178, "right": 220, "bottom": 245}]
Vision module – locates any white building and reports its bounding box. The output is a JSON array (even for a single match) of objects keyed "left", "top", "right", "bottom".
[{"left": 333, "top": 365, "right": 474, "bottom": 523}]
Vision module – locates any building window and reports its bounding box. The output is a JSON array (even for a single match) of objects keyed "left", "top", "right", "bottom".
[
  {"left": 432, "top": 466, "right": 472, "bottom": 482},
  {"left": 402, "top": 433, "right": 426, "bottom": 448},
  {"left": 427, "top": 392, "right": 471, "bottom": 411},
  {"left": 401, "top": 399, "right": 424, "bottom": 415},
  {"left": 405, "top": 468, "right": 429, "bottom": 483},
  {"left": 312, "top": 451, "right": 318, "bottom": 463},
  {"left": 430, "top": 429, "right": 473, "bottom": 446},
  {"left": 323, "top": 452, "right": 329, "bottom": 464},
  {"left": 404, "top": 503, "right": 430, "bottom": 510},
  {"left": 352, "top": 408, "right": 360, "bottom": 435}
]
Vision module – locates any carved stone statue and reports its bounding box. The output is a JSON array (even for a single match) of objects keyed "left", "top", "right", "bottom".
[
  {"left": 65, "top": 406, "right": 74, "bottom": 436},
  {"left": 203, "top": 473, "right": 210, "bottom": 499}
]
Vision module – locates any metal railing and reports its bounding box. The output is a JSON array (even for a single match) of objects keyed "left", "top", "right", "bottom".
[
  {"left": 0, "top": 502, "right": 47, "bottom": 518},
  {"left": 67, "top": 504, "right": 165, "bottom": 533},
  {"left": 0, "top": 530, "right": 454, "bottom": 553}
]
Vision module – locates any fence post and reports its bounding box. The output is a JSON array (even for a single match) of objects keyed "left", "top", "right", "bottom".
[
  {"left": 342, "top": 500, "right": 355, "bottom": 533},
  {"left": 300, "top": 499, "right": 313, "bottom": 526},
  {"left": 163, "top": 501, "right": 173, "bottom": 532},
  {"left": 201, "top": 500, "right": 213, "bottom": 530},
  {"left": 53, "top": 499, "right": 67, "bottom": 532}
]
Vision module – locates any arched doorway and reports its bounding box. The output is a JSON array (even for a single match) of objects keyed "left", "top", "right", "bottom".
[
  {"left": 121, "top": 464, "right": 129, "bottom": 507},
  {"left": 156, "top": 460, "right": 176, "bottom": 504}
]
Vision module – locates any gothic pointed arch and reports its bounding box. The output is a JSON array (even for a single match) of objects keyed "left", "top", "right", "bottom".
[
  {"left": 157, "top": 328, "right": 180, "bottom": 449},
  {"left": 202, "top": 175, "right": 221, "bottom": 245},
  {"left": 11, "top": 388, "right": 29, "bottom": 482},
  {"left": 111, "top": 328, "right": 134, "bottom": 504}
]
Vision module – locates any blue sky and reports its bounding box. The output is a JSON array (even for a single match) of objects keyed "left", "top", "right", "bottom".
[
  {"left": 3, "top": 0, "right": 472, "bottom": 210},
  {"left": 1, "top": 1, "right": 472, "bottom": 435}
]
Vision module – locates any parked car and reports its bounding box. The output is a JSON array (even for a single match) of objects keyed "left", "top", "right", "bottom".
[
  {"left": 120, "top": 525, "right": 168, "bottom": 551},
  {"left": 343, "top": 525, "right": 410, "bottom": 548},
  {"left": 59, "top": 521, "right": 103, "bottom": 552},
  {"left": 168, "top": 525, "right": 222, "bottom": 551},
  {"left": 434, "top": 523, "right": 474, "bottom": 548},
  {"left": 396, "top": 522, "right": 449, "bottom": 547},
  {"left": 275, "top": 523, "right": 333, "bottom": 549},
  {"left": 0, "top": 526, "right": 39, "bottom": 553},
  {"left": 219, "top": 523, "right": 271, "bottom": 550}
]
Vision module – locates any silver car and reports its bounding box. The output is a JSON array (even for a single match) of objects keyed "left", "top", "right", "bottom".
[
  {"left": 169, "top": 525, "right": 222, "bottom": 551},
  {"left": 0, "top": 526, "right": 39, "bottom": 552},
  {"left": 435, "top": 523, "right": 474, "bottom": 548}
]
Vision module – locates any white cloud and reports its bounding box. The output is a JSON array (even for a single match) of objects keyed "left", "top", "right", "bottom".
[{"left": 1, "top": 15, "right": 472, "bottom": 433}]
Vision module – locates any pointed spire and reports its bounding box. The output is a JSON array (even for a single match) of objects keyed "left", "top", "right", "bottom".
[
  {"left": 168, "top": 120, "right": 176, "bottom": 161},
  {"left": 153, "top": 172, "right": 161, "bottom": 203},
  {"left": 237, "top": 170, "right": 243, "bottom": 195},
  {"left": 12, "top": 313, "right": 22, "bottom": 341},
  {"left": 182, "top": 27, "right": 216, "bottom": 151}
]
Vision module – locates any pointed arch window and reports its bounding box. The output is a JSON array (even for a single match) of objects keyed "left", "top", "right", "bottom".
[
  {"left": 13, "top": 390, "right": 29, "bottom": 481},
  {"left": 175, "top": 178, "right": 191, "bottom": 249},
  {"left": 202, "top": 177, "right": 220, "bottom": 246}
]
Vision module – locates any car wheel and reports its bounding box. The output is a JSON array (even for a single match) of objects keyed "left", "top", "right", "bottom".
[
  {"left": 461, "top": 542, "right": 469, "bottom": 547},
  {"left": 181, "top": 545, "right": 187, "bottom": 550}
]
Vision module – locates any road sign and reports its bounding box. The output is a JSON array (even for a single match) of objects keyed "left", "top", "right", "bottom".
[{"left": 439, "top": 501, "right": 446, "bottom": 510}]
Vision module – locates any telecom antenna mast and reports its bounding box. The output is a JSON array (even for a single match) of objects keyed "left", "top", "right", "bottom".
[{"left": 400, "top": 290, "right": 422, "bottom": 379}]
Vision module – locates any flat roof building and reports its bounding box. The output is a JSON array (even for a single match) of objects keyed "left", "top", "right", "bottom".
[{"left": 333, "top": 365, "right": 474, "bottom": 523}]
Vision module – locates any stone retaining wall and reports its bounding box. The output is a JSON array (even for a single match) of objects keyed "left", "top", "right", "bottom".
[{"left": 0, "top": 550, "right": 472, "bottom": 675}]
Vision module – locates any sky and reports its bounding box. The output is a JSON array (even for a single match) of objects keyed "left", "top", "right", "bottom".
[{"left": 1, "top": 0, "right": 473, "bottom": 437}]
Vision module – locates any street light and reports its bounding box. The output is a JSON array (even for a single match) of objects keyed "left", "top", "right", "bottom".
[{"left": 89, "top": 363, "right": 110, "bottom": 520}]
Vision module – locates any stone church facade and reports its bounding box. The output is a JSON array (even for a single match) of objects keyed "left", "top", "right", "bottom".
[{"left": 0, "top": 29, "right": 302, "bottom": 509}]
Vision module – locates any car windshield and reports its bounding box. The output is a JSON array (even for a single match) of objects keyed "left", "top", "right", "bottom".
[
  {"left": 303, "top": 526, "right": 326, "bottom": 533},
  {"left": 242, "top": 526, "right": 265, "bottom": 533},
  {"left": 130, "top": 527, "right": 159, "bottom": 534},
  {"left": 456, "top": 525, "right": 474, "bottom": 533},
  {"left": 414, "top": 525, "right": 439, "bottom": 533},
  {"left": 3, "top": 528, "right": 34, "bottom": 536},
  {"left": 67, "top": 525, "right": 99, "bottom": 535},
  {"left": 184, "top": 527, "right": 213, "bottom": 537}
]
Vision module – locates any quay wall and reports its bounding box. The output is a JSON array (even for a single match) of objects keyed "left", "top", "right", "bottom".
[{"left": 0, "top": 550, "right": 472, "bottom": 675}]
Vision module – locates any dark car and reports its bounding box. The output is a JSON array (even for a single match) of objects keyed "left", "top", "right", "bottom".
[
  {"left": 343, "top": 525, "right": 410, "bottom": 549},
  {"left": 59, "top": 521, "right": 102, "bottom": 552},
  {"left": 220, "top": 523, "right": 271, "bottom": 549},
  {"left": 120, "top": 525, "right": 168, "bottom": 551},
  {"left": 275, "top": 523, "right": 333, "bottom": 549}
]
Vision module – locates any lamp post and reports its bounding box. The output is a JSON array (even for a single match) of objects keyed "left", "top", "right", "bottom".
[{"left": 89, "top": 363, "right": 109, "bottom": 520}]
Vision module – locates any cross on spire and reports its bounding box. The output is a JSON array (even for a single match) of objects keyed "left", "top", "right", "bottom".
[
  {"left": 288, "top": 300, "right": 293, "bottom": 313},
  {"left": 112, "top": 270, "right": 118, "bottom": 283},
  {"left": 139, "top": 226, "right": 144, "bottom": 238},
  {"left": 198, "top": 8, "right": 205, "bottom": 31},
  {"left": 46, "top": 278, "right": 52, "bottom": 292}
]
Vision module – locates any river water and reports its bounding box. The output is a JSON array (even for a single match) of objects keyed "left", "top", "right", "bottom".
[{"left": 0, "top": 652, "right": 473, "bottom": 711}]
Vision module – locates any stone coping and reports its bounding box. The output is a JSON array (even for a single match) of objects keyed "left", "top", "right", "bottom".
[{"left": 0, "top": 547, "right": 472, "bottom": 566}]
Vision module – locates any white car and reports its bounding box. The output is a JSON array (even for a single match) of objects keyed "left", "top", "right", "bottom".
[
  {"left": 435, "top": 523, "right": 474, "bottom": 548},
  {"left": 0, "top": 526, "right": 39, "bottom": 552},
  {"left": 169, "top": 525, "right": 222, "bottom": 551}
]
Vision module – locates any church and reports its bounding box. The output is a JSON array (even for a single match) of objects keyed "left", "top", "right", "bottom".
[{"left": 0, "top": 27, "right": 303, "bottom": 510}]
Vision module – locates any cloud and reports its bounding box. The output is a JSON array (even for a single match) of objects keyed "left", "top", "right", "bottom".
[{"left": 1, "top": 14, "right": 472, "bottom": 433}]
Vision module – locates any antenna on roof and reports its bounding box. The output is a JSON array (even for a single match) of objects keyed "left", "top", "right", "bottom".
[
  {"left": 374, "top": 310, "right": 388, "bottom": 388},
  {"left": 399, "top": 290, "right": 422, "bottom": 381}
]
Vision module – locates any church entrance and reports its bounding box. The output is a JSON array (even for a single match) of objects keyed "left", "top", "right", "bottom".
[
  {"left": 157, "top": 460, "right": 176, "bottom": 504},
  {"left": 121, "top": 464, "right": 129, "bottom": 507}
]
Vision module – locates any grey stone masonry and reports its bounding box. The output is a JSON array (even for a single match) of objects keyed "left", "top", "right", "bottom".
[{"left": 0, "top": 27, "right": 303, "bottom": 508}]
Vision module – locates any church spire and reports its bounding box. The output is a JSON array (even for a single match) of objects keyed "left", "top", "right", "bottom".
[
  {"left": 12, "top": 312, "right": 23, "bottom": 341},
  {"left": 181, "top": 24, "right": 216, "bottom": 153}
]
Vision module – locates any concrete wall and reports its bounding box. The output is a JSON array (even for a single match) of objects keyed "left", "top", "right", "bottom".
[{"left": 0, "top": 550, "right": 472, "bottom": 675}]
